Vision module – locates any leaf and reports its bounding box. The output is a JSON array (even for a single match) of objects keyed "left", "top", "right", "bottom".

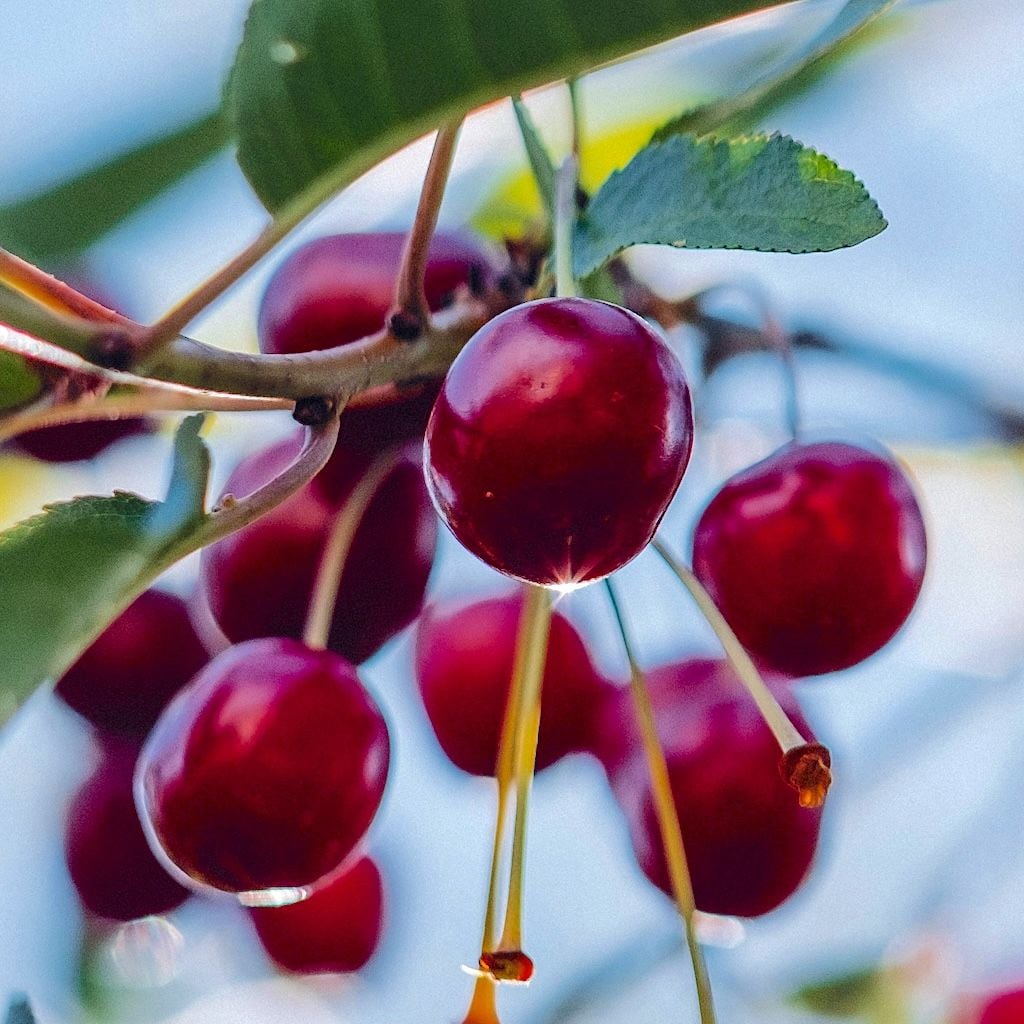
[
  {"left": 226, "top": 0, "right": 790, "bottom": 213},
  {"left": 4, "top": 996, "right": 36, "bottom": 1024},
  {"left": 0, "top": 350, "right": 43, "bottom": 413},
  {"left": 572, "top": 133, "right": 886, "bottom": 277},
  {"left": 654, "top": 0, "right": 899, "bottom": 140},
  {"left": 0, "top": 112, "right": 229, "bottom": 264},
  {"left": 512, "top": 96, "right": 557, "bottom": 218},
  {"left": 0, "top": 416, "right": 210, "bottom": 722}
]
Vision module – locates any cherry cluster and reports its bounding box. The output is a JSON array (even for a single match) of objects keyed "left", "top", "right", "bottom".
[{"left": 48, "top": 227, "right": 929, "bottom": 999}]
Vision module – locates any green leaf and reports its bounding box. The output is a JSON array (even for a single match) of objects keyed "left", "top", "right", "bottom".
[
  {"left": 4, "top": 996, "right": 36, "bottom": 1024},
  {"left": 572, "top": 133, "right": 886, "bottom": 277},
  {"left": 0, "top": 350, "right": 43, "bottom": 412},
  {"left": 226, "top": 0, "right": 790, "bottom": 213},
  {"left": 0, "top": 416, "right": 210, "bottom": 722},
  {"left": 654, "top": 0, "right": 899, "bottom": 140},
  {"left": 512, "top": 96, "right": 557, "bottom": 218},
  {"left": 0, "top": 112, "right": 229, "bottom": 264}
]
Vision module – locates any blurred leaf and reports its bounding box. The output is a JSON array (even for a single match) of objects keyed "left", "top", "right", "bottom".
[
  {"left": 654, "top": 0, "right": 898, "bottom": 140},
  {"left": 0, "top": 112, "right": 229, "bottom": 263},
  {"left": 472, "top": 113, "right": 670, "bottom": 241},
  {"left": 4, "top": 996, "right": 35, "bottom": 1024},
  {"left": 225, "top": 0, "right": 790, "bottom": 213},
  {"left": 512, "top": 96, "right": 557, "bottom": 217},
  {"left": 792, "top": 966, "right": 882, "bottom": 1016},
  {"left": 0, "top": 350, "right": 43, "bottom": 412},
  {"left": 573, "top": 133, "right": 886, "bottom": 277},
  {"left": 0, "top": 416, "right": 209, "bottom": 723}
]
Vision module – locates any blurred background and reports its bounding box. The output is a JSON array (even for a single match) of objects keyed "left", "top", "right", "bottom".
[{"left": 1, "top": 0, "right": 1023, "bottom": 1021}]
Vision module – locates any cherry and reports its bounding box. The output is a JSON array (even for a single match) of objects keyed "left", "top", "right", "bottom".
[
  {"left": 200, "top": 435, "right": 436, "bottom": 665},
  {"left": 597, "top": 658, "right": 823, "bottom": 918},
  {"left": 424, "top": 297, "right": 693, "bottom": 587},
  {"left": 692, "top": 441, "right": 927, "bottom": 677},
  {"left": 248, "top": 855, "right": 384, "bottom": 974},
  {"left": 13, "top": 416, "right": 150, "bottom": 463},
  {"left": 414, "top": 593, "right": 611, "bottom": 776},
  {"left": 977, "top": 989, "right": 1024, "bottom": 1024},
  {"left": 65, "top": 738, "right": 189, "bottom": 921},
  {"left": 55, "top": 589, "right": 210, "bottom": 740},
  {"left": 136, "top": 637, "right": 390, "bottom": 899},
  {"left": 258, "top": 231, "right": 491, "bottom": 357}
]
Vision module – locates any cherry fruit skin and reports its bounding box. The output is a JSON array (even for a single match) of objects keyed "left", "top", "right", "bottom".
[
  {"left": 13, "top": 417, "right": 151, "bottom": 463},
  {"left": 249, "top": 855, "right": 384, "bottom": 974},
  {"left": 66, "top": 739, "right": 189, "bottom": 921},
  {"left": 136, "top": 637, "right": 390, "bottom": 899},
  {"left": 56, "top": 589, "right": 210, "bottom": 740},
  {"left": 200, "top": 436, "right": 436, "bottom": 665},
  {"left": 415, "top": 593, "right": 611, "bottom": 776},
  {"left": 692, "top": 441, "right": 927, "bottom": 677},
  {"left": 425, "top": 297, "right": 693, "bottom": 586},
  {"left": 598, "top": 658, "right": 822, "bottom": 918},
  {"left": 258, "top": 231, "right": 491, "bottom": 357},
  {"left": 977, "top": 989, "right": 1024, "bottom": 1024}
]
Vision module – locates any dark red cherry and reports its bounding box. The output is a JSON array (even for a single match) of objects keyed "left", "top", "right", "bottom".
[
  {"left": 424, "top": 297, "right": 693, "bottom": 586},
  {"left": 55, "top": 589, "right": 209, "bottom": 740},
  {"left": 598, "top": 659, "right": 822, "bottom": 918},
  {"left": 65, "top": 738, "right": 189, "bottom": 921},
  {"left": 13, "top": 417, "right": 151, "bottom": 463},
  {"left": 258, "top": 231, "right": 491, "bottom": 357},
  {"left": 249, "top": 855, "right": 384, "bottom": 974},
  {"left": 200, "top": 436, "right": 436, "bottom": 665},
  {"left": 692, "top": 441, "right": 927, "bottom": 677},
  {"left": 136, "top": 637, "right": 389, "bottom": 899},
  {"left": 415, "top": 593, "right": 611, "bottom": 776},
  {"left": 977, "top": 989, "right": 1024, "bottom": 1024}
]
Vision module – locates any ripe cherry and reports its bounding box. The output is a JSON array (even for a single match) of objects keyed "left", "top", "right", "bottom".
[
  {"left": 424, "top": 297, "right": 693, "bottom": 587},
  {"left": 13, "top": 417, "right": 151, "bottom": 463},
  {"left": 248, "top": 855, "right": 384, "bottom": 974},
  {"left": 597, "top": 658, "right": 822, "bottom": 918},
  {"left": 200, "top": 436, "right": 436, "bottom": 665},
  {"left": 976, "top": 989, "right": 1024, "bottom": 1024},
  {"left": 56, "top": 589, "right": 209, "bottom": 740},
  {"left": 136, "top": 637, "right": 390, "bottom": 900},
  {"left": 692, "top": 441, "right": 927, "bottom": 677},
  {"left": 258, "top": 231, "right": 491, "bottom": 357},
  {"left": 66, "top": 738, "right": 189, "bottom": 921},
  {"left": 415, "top": 593, "right": 611, "bottom": 776}
]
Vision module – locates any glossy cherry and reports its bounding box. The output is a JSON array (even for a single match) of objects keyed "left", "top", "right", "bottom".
[
  {"left": 136, "top": 637, "right": 390, "bottom": 899},
  {"left": 692, "top": 441, "right": 927, "bottom": 677},
  {"left": 597, "top": 658, "right": 823, "bottom": 918},
  {"left": 200, "top": 436, "right": 436, "bottom": 665},
  {"left": 65, "top": 738, "right": 189, "bottom": 921},
  {"left": 259, "top": 231, "right": 491, "bottom": 357},
  {"left": 56, "top": 589, "right": 209, "bottom": 740},
  {"left": 249, "top": 855, "right": 384, "bottom": 974},
  {"left": 415, "top": 593, "right": 611, "bottom": 776},
  {"left": 425, "top": 297, "right": 693, "bottom": 587}
]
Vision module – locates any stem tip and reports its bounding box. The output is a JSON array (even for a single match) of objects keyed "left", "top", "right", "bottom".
[
  {"left": 479, "top": 949, "right": 534, "bottom": 984},
  {"left": 780, "top": 743, "right": 832, "bottom": 808}
]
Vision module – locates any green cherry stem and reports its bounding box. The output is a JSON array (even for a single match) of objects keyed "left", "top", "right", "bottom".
[
  {"left": 553, "top": 155, "right": 580, "bottom": 300},
  {"left": 392, "top": 118, "right": 464, "bottom": 333},
  {"left": 603, "top": 577, "right": 716, "bottom": 1024},
  {"left": 302, "top": 448, "right": 403, "bottom": 650},
  {"left": 650, "top": 537, "right": 832, "bottom": 808}
]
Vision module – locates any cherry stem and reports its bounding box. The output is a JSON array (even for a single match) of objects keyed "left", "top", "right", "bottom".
[
  {"left": 463, "top": 976, "right": 501, "bottom": 1024},
  {"left": 553, "top": 155, "right": 580, "bottom": 300},
  {"left": 650, "top": 538, "right": 831, "bottom": 806},
  {"left": 568, "top": 79, "right": 583, "bottom": 164},
  {"left": 393, "top": 118, "right": 464, "bottom": 331},
  {"left": 497, "top": 584, "right": 551, "bottom": 956},
  {"left": 691, "top": 279, "right": 800, "bottom": 439},
  {"left": 603, "top": 578, "right": 717, "bottom": 1024},
  {"left": 154, "top": 412, "right": 340, "bottom": 575},
  {"left": 302, "top": 448, "right": 402, "bottom": 650},
  {"left": 0, "top": 389, "right": 290, "bottom": 445}
]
